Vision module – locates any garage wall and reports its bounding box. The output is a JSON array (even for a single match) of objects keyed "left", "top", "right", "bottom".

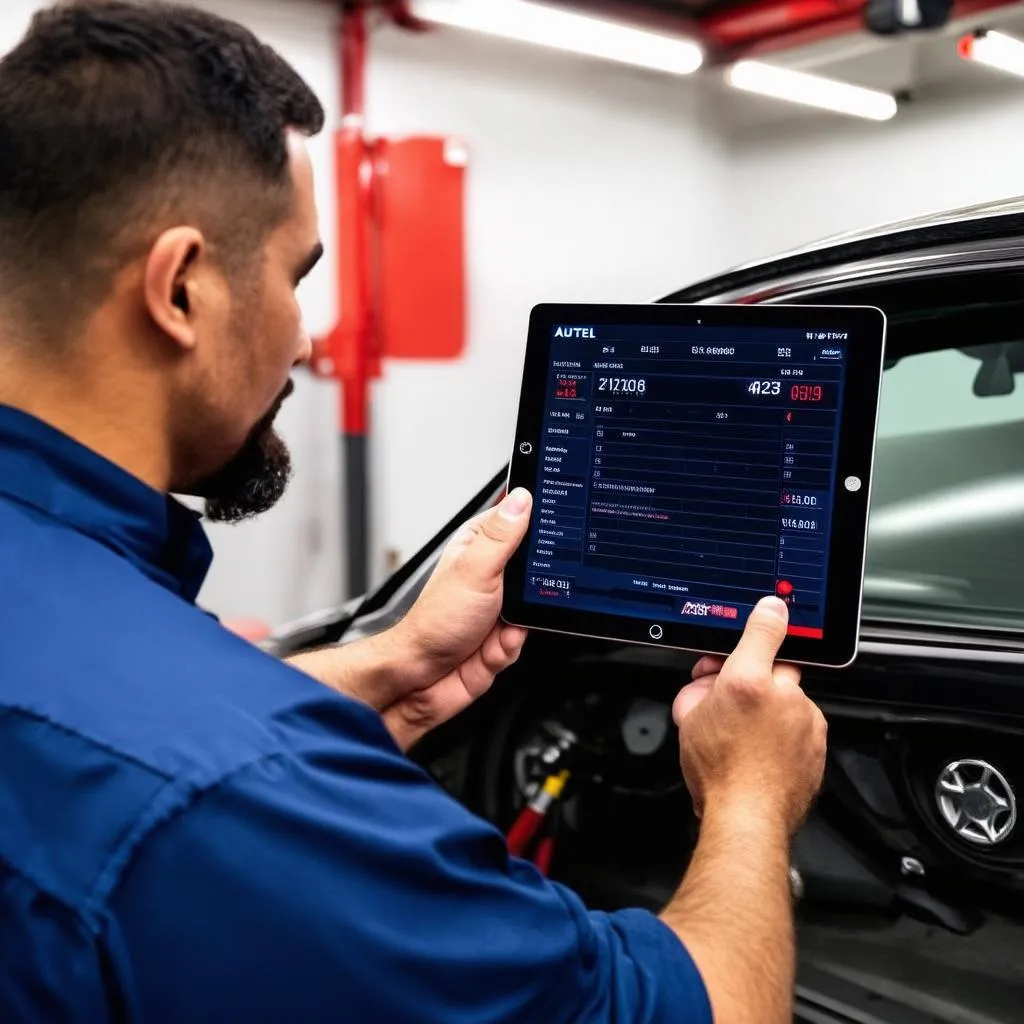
[{"left": 719, "top": 85, "right": 1024, "bottom": 270}]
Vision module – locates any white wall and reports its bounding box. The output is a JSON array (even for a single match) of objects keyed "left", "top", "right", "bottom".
[{"left": 719, "top": 85, "right": 1024, "bottom": 271}]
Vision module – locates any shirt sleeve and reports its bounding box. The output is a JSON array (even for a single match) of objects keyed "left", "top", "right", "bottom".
[{"left": 104, "top": 697, "right": 711, "bottom": 1024}]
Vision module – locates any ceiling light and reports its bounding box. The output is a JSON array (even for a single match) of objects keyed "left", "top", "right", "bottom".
[
  {"left": 726, "top": 61, "right": 898, "bottom": 121},
  {"left": 409, "top": 0, "right": 704, "bottom": 77},
  {"left": 959, "top": 29, "right": 1024, "bottom": 78}
]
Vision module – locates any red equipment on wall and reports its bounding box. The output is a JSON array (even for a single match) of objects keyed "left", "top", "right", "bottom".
[
  {"left": 311, "top": 3, "right": 466, "bottom": 597},
  {"left": 376, "top": 136, "right": 466, "bottom": 361}
]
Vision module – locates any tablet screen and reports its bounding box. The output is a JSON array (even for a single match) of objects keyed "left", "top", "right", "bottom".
[{"left": 521, "top": 320, "right": 849, "bottom": 639}]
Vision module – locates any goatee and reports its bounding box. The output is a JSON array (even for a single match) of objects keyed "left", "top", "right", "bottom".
[{"left": 201, "top": 379, "right": 295, "bottom": 523}]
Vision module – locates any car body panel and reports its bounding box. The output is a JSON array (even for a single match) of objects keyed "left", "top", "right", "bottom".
[{"left": 665, "top": 197, "right": 1024, "bottom": 305}]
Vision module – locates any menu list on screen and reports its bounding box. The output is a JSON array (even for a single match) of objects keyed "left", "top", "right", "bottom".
[{"left": 523, "top": 322, "right": 849, "bottom": 638}]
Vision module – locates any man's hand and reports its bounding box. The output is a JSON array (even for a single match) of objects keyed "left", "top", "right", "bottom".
[
  {"left": 672, "top": 596, "right": 827, "bottom": 831},
  {"left": 288, "top": 489, "right": 532, "bottom": 751},
  {"left": 378, "top": 488, "right": 532, "bottom": 747},
  {"left": 660, "top": 598, "right": 829, "bottom": 1024}
]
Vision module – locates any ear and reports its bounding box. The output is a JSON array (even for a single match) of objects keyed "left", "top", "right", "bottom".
[{"left": 142, "top": 227, "right": 206, "bottom": 351}]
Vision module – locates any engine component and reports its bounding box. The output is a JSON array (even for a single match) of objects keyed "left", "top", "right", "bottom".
[{"left": 621, "top": 698, "right": 671, "bottom": 757}]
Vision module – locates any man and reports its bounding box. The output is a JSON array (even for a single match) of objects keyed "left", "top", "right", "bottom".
[{"left": 0, "top": 3, "right": 827, "bottom": 1022}]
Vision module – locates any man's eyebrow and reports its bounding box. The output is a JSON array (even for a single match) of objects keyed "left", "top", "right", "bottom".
[{"left": 296, "top": 241, "right": 324, "bottom": 282}]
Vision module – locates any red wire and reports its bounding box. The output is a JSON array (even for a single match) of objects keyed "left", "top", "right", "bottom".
[
  {"left": 506, "top": 807, "right": 543, "bottom": 858},
  {"left": 534, "top": 837, "right": 556, "bottom": 876}
]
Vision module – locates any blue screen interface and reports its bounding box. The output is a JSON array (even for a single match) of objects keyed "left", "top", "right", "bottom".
[{"left": 523, "top": 322, "right": 849, "bottom": 638}]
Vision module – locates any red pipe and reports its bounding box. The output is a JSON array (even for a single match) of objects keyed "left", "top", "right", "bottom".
[
  {"left": 705, "top": 0, "right": 1019, "bottom": 57},
  {"left": 702, "top": 0, "right": 862, "bottom": 49},
  {"left": 314, "top": 1, "right": 375, "bottom": 597},
  {"left": 325, "top": 0, "right": 1023, "bottom": 65},
  {"left": 341, "top": 5, "right": 366, "bottom": 127},
  {"left": 387, "top": 0, "right": 426, "bottom": 30},
  {"left": 338, "top": 5, "right": 371, "bottom": 436}
]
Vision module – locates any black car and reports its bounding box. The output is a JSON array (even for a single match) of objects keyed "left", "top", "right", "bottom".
[{"left": 274, "top": 198, "right": 1024, "bottom": 1023}]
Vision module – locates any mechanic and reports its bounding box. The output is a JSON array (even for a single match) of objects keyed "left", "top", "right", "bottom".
[{"left": 0, "top": 3, "right": 827, "bottom": 1023}]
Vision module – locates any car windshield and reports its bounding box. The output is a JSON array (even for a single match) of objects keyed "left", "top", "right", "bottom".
[{"left": 865, "top": 335, "right": 1024, "bottom": 632}]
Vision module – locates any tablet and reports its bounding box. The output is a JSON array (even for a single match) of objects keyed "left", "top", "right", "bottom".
[{"left": 501, "top": 302, "right": 886, "bottom": 668}]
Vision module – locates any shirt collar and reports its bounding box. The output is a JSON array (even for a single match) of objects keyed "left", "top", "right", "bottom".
[{"left": 0, "top": 405, "right": 213, "bottom": 602}]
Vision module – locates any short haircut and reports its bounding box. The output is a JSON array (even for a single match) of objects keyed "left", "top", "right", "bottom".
[{"left": 0, "top": 0, "right": 325, "bottom": 340}]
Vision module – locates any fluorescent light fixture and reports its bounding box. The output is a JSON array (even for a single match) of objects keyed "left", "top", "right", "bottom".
[
  {"left": 960, "top": 29, "right": 1024, "bottom": 78},
  {"left": 726, "top": 61, "right": 898, "bottom": 121},
  {"left": 409, "top": 0, "right": 703, "bottom": 77}
]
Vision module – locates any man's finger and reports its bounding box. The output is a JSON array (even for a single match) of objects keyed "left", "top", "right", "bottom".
[
  {"left": 481, "top": 624, "right": 527, "bottom": 672},
  {"left": 453, "top": 489, "right": 533, "bottom": 583},
  {"left": 458, "top": 624, "right": 527, "bottom": 700},
  {"left": 724, "top": 596, "right": 789, "bottom": 680},
  {"left": 673, "top": 676, "right": 715, "bottom": 725},
  {"left": 691, "top": 655, "right": 724, "bottom": 680},
  {"left": 772, "top": 662, "right": 802, "bottom": 690}
]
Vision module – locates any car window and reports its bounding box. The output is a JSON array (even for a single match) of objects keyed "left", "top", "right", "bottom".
[{"left": 865, "top": 340, "right": 1024, "bottom": 630}]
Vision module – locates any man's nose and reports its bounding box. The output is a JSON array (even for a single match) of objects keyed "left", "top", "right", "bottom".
[{"left": 295, "top": 327, "right": 313, "bottom": 366}]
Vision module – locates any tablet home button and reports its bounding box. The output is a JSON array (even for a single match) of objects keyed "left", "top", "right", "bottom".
[{"left": 649, "top": 624, "right": 664, "bottom": 641}]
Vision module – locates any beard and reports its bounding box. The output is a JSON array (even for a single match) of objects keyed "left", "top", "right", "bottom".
[{"left": 198, "top": 379, "right": 295, "bottom": 523}]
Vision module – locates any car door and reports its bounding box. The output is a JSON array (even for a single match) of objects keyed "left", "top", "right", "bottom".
[{"left": 737, "top": 264, "right": 1024, "bottom": 1023}]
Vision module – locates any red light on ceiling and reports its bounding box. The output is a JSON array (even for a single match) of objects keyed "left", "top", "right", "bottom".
[{"left": 958, "top": 33, "right": 975, "bottom": 60}]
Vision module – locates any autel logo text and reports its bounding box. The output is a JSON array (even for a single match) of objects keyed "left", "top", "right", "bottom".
[{"left": 554, "top": 326, "right": 596, "bottom": 339}]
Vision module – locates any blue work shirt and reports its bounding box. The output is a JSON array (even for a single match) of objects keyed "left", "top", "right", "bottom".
[{"left": 0, "top": 405, "right": 711, "bottom": 1023}]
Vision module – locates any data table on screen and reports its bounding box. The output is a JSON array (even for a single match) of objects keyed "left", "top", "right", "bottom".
[{"left": 524, "top": 326, "right": 848, "bottom": 638}]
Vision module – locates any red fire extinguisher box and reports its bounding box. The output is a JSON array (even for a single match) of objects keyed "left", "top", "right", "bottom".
[{"left": 374, "top": 135, "right": 467, "bottom": 361}]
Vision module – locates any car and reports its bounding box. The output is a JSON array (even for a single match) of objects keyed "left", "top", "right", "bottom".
[{"left": 272, "top": 197, "right": 1024, "bottom": 1023}]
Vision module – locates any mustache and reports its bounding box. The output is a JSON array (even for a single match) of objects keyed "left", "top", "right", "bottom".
[
  {"left": 269, "top": 378, "right": 295, "bottom": 420},
  {"left": 252, "top": 378, "right": 295, "bottom": 436}
]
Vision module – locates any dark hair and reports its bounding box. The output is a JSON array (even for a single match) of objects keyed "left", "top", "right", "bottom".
[{"left": 0, "top": 0, "right": 325, "bottom": 338}]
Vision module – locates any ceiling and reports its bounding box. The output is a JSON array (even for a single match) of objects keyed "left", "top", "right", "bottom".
[
  {"left": 555, "top": 0, "right": 1023, "bottom": 54},
  {"left": 377, "top": 0, "right": 1024, "bottom": 129},
  {"left": 582, "top": 0, "right": 757, "bottom": 16},
  {"left": 546, "top": 0, "right": 1024, "bottom": 128}
]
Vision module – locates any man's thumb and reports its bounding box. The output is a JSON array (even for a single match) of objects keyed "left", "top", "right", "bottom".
[
  {"left": 724, "top": 596, "right": 789, "bottom": 676},
  {"left": 457, "top": 488, "right": 533, "bottom": 582}
]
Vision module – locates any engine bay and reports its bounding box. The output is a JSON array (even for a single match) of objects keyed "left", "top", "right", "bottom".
[{"left": 409, "top": 629, "right": 1024, "bottom": 1021}]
